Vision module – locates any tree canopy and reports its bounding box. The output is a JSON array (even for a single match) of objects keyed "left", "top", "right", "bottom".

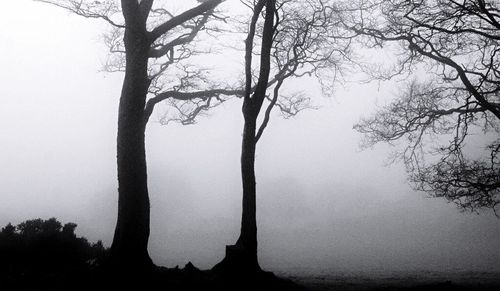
[{"left": 346, "top": 0, "right": 500, "bottom": 215}]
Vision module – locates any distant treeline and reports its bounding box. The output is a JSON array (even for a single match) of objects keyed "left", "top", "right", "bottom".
[{"left": 0, "top": 218, "right": 107, "bottom": 290}]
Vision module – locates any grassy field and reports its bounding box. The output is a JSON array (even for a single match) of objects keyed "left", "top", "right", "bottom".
[{"left": 287, "top": 271, "right": 500, "bottom": 291}]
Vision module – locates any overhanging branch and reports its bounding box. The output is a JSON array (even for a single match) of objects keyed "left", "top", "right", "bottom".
[
  {"left": 143, "top": 88, "right": 244, "bottom": 125},
  {"left": 148, "top": 0, "right": 223, "bottom": 42}
]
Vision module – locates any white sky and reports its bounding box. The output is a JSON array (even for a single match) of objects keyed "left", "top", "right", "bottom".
[{"left": 0, "top": 0, "right": 499, "bottom": 275}]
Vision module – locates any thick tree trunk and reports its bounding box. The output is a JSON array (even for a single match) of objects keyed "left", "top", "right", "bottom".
[{"left": 110, "top": 28, "right": 153, "bottom": 271}]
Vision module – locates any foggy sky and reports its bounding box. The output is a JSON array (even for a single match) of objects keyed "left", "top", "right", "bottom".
[{"left": 1, "top": 0, "right": 499, "bottom": 275}]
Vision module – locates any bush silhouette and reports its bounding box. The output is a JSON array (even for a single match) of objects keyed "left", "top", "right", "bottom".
[
  {"left": 1, "top": 223, "right": 16, "bottom": 236},
  {"left": 0, "top": 217, "right": 108, "bottom": 290}
]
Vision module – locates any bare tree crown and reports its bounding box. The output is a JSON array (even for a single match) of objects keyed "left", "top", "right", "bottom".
[{"left": 348, "top": 0, "right": 500, "bottom": 215}]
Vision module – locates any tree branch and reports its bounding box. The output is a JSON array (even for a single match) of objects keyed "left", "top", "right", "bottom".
[
  {"left": 143, "top": 88, "right": 244, "bottom": 125},
  {"left": 35, "top": 0, "right": 124, "bottom": 28},
  {"left": 148, "top": 0, "right": 222, "bottom": 42}
]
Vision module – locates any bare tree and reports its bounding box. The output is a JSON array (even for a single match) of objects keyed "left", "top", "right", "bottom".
[
  {"left": 214, "top": 0, "right": 352, "bottom": 274},
  {"left": 34, "top": 0, "right": 242, "bottom": 271},
  {"left": 346, "top": 0, "right": 500, "bottom": 215}
]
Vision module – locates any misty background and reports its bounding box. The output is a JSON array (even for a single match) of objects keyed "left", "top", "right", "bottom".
[{"left": 1, "top": 0, "right": 499, "bottom": 276}]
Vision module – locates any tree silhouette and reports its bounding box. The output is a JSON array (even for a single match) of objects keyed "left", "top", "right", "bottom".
[
  {"left": 214, "top": 0, "right": 352, "bottom": 274},
  {"left": 345, "top": 0, "right": 500, "bottom": 215},
  {"left": 34, "top": 0, "right": 241, "bottom": 272}
]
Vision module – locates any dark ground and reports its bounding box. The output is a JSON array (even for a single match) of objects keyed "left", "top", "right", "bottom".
[
  {"left": 3, "top": 262, "right": 500, "bottom": 291},
  {"left": 2, "top": 219, "right": 499, "bottom": 290},
  {"left": 290, "top": 271, "right": 500, "bottom": 291}
]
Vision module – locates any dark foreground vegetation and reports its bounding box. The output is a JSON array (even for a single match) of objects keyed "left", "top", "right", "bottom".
[
  {"left": 0, "top": 218, "right": 106, "bottom": 291},
  {"left": 0, "top": 218, "right": 304, "bottom": 291},
  {"left": 1, "top": 218, "right": 499, "bottom": 291}
]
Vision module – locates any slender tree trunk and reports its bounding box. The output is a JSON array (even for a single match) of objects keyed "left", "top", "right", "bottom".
[
  {"left": 213, "top": 110, "right": 261, "bottom": 273},
  {"left": 110, "top": 27, "right": 153, "bottom": 270},
  {"left": 235, "top": 114, "right": 259, "bottom": 267},
  {"left": 213, "top": 0, "right": 275, "bottom": 275}
]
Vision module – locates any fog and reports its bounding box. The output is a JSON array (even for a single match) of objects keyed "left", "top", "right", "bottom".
[{"left": 1, "top": 0, "right": 499, "bottom": 276}]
